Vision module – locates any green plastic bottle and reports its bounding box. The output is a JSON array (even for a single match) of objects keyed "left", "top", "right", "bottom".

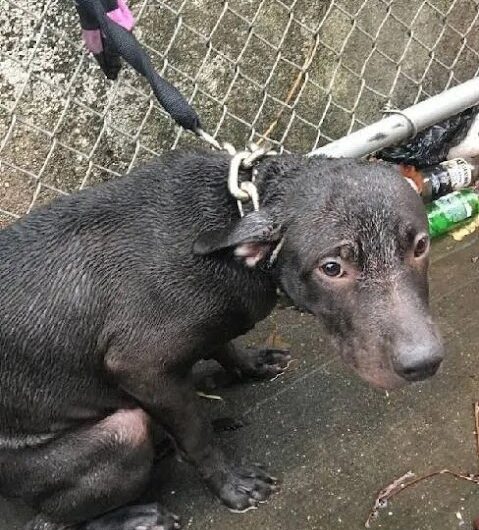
[{"left": 427, "top": 188, "right": 479, "bottom": 238}]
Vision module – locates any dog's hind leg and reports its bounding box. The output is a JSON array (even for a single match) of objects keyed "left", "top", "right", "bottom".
[{"left": 0, "top": 409, "right": 180, "bottom": 530}]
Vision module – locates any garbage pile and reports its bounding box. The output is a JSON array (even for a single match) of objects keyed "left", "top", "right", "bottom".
[{"left": 376, "top": 105, "right": 479, "bottom": 239}]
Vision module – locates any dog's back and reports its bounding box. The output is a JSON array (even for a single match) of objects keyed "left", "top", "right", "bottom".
[{"left": 0, "top": 151, "right": 275, "bottom": 442}]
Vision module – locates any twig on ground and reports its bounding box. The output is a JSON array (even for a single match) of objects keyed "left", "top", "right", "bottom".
[
  {"left": 365, "top": 469, "right": 479, "bottom": 527},
  {"left": 474, "top": 401, "right": 479, "bottom": 469},
  {"left": 365, "top": 401, "right": 479, "bottom": 527},
  {"left": 196, "top": 391, "right": 223, "bottom": 401}
]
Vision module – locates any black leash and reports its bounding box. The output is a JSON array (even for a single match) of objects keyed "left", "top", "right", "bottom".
[
  {"left": 75, "top": 0, "right": 202, "bottom": 133},
  {"left": 74, "top": 0, "right": 274, "bottom": 212}
]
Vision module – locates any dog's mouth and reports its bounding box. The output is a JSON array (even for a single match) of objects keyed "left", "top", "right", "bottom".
[
  {"left": 347, "top": 361, "right": 408, "bottom": 390},
  {"left": 332, "top": 338, "right": 409, "bottom": 391}
]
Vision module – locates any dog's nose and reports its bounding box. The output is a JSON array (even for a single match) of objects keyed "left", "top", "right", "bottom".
[
  {"left": 397, "top": 357, "right": 442, "bottom": 382},
  {"left": 394, "top": 339, "right": 444, "bottom": 382}
]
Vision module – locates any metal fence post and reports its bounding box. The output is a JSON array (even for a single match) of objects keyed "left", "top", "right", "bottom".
[{"left": 309, "top": 77, "right": 479, "bottom": 159}]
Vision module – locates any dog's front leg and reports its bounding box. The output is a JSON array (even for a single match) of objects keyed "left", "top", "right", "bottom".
[
  {"left": 213, "top": 341, "right": 292, "bottom": 381},
  {"left": 106, "top": 347, "right": 278, "bottom": 511}
]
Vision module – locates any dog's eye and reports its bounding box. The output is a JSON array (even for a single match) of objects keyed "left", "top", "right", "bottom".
[
  {"left": 321, "top": 261, "right": 343, "bottom": 277},
  {"left": 414, "top": 234, "right": 429, "bottom": 258}
]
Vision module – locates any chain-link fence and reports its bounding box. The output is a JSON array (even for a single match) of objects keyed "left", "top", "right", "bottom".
[{"left": 1, "top": 0, "right": 478, "bottom": 227}]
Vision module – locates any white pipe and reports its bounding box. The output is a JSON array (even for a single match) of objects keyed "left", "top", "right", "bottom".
[{"left": 308, "top": 77, "right": 479, "bottom": 158}]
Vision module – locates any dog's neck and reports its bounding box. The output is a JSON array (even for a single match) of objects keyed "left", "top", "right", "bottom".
[{"left": 237, "top": 154, "right": 308, "bottom": 221}]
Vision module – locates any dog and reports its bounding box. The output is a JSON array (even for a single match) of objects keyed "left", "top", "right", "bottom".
[{"left": 0, "top": 151, "right": 443, "bottom": 529}]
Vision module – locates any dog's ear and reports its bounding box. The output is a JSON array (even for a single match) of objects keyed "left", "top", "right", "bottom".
[{"left": 193, "top": 211, "right": 281, "bottom": 267}]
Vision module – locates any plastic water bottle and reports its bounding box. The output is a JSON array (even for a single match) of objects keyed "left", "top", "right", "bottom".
[{"left": 427, "top": 188, "right": 479, "bottom": 238}]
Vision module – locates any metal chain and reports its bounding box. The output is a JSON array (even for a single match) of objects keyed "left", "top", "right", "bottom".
[
  {"left": 198, "top": 127, "right": 276, "bottom": 216},
  {"left": 226, "top": 143, "right": 276, "bottom": 217}
]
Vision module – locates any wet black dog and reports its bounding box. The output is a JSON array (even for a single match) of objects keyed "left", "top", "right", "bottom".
[{"left": 0, "top": 151, "right": 443, "bottom": 529}]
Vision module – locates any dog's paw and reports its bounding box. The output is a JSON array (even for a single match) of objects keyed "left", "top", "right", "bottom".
[
  {"left": 237, "top": 347, "right": 292, "bottom": 380},
  {"left": 208, "top": 464, "right": 279, "bottom": 511},
  {"left": 84, "top": 503, "right": 181, "bottom": 530}
]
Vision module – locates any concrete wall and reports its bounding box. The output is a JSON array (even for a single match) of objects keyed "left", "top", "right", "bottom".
[{"left": 1, "top": 0, "right": 478, "bottom": 225}]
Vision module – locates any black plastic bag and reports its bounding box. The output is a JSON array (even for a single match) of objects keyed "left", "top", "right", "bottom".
[{"left": 376, "top": 105, "right": 479, "bottom": 168}]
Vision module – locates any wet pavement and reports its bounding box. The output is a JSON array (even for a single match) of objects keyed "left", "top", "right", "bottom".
[
  {"left": 2, "top": 0, "right": 479, "bottom": 527},
  {"left": 2, "top": 233, "right": 479, "bottom": 529}
]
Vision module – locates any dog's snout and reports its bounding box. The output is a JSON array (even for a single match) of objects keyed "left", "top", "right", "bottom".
[{"left": 394, "top": 341, "right": 444, "bottom": 382}]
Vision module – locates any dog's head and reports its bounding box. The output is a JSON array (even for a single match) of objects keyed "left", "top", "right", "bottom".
[{"left": 195, "top": 156, "right": 443, "bottom": 390}]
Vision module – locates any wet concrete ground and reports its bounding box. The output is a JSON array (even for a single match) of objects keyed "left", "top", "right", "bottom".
[
  {"left": 2, "top": 233, "right": 479, "bottom": 529},
  {"left": 2, "top": 0, "right": 479, "bottom": 528}
]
